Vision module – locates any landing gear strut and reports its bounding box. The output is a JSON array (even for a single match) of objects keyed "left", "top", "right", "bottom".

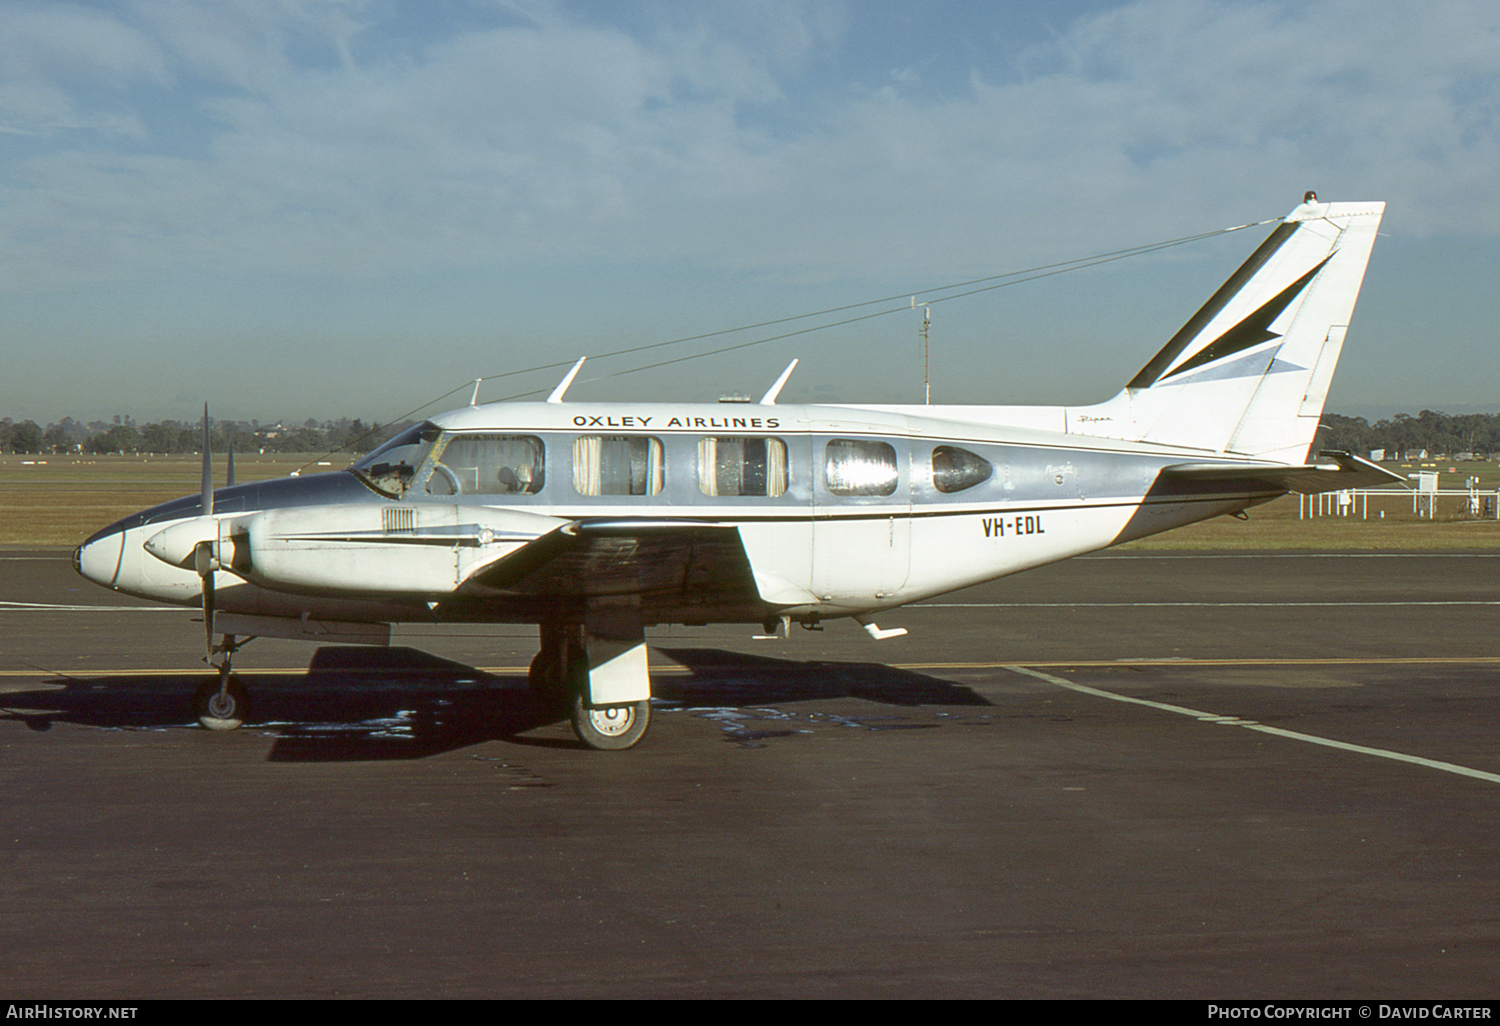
[
  {"left": 527, "top": 623, "right": 573, "bottom": 710},
  {"left": 530, "top": 619, "right": 652, "bottom": 751},
  {"left": 193, "top": 633, "right": 251, "bottom": 730}
]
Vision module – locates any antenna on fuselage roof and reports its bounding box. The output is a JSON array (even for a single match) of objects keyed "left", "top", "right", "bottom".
[
  {"left": 920, "top": 304, "right": 931, "bottom": 405},
  {"left": 759, "top": 359, "right": 798, "bottom": 405},
  {"left": 546, "top": 357, "right": 587, "bottom": 404},
  {"left": 469, "top": 378, "right": 483, "bottom": 406}
]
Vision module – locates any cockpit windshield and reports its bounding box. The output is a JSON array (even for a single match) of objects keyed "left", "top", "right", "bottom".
[{"left": 349, "top": 421, "right": 441, "bottom": 496}]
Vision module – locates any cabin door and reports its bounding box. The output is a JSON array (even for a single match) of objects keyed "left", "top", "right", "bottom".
[{"left": 811, "top": 435, "right": 911, "bottom": 602}]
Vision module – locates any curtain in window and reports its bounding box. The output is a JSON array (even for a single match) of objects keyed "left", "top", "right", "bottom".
[
  {"left": 574, "top": 436, "right": 662, "bottom": 496},
  {"left": 573, "top": 436, "right": 604, "bottom": 495},
  {"left": 697, "top": 437, "right": 788, "bottom": 496},
  {"left": 764, "top": 439, "right": 787, "bottom": 497}
]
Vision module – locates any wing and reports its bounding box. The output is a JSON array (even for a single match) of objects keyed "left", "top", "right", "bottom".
[
  {"left": 1157, "top": 450, "right": 1403, "bottom": 496},
  {"left": 458, "top": 517, "right": 762, "bottom": 607}
]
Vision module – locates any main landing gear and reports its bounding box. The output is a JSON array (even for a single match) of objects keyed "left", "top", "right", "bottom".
[{"left": 530, "top": 620, "right": 651, "bottom": 751}]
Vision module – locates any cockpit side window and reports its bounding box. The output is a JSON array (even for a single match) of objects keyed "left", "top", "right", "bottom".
[
  {"left": 573, "top": 436, "right": 664, "bottom": 496},
  {"left": 698, "top": 437, "right": 788, "bottom": 497},
  {"left": 349, "top": 422, "right": 441, "bottom": 497},
  {"left": 931, "top": 445, "right": 993, "bottom": 494},
  {"left": 422, "top": 434, "right": 545, "bottom": 497},
  {"left": 825, "top": 439, "right": 898, "bottom": 496}
]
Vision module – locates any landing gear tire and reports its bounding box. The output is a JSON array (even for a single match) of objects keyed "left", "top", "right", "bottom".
[
  {"left": 193, "top": 672, "right": 250, "bottom": 731},
  {"left": 569, "top": 692, "right": 650, "bottom": 751}
]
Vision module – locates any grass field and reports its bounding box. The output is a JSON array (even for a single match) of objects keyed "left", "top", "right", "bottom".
[
  {"left": 5, "top": 453, "right": 1500, "bottom": 549},
  {"left": 1126, "top": 458, "right": 1500, "bottom": 549},
  {"left": 0, "top": 453, "right": 346, "bottom": 546}
]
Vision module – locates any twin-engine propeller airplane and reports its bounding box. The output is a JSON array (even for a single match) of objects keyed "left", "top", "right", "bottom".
[{"left": 76, "top": 194, "right": 1396, "bottom": 749}]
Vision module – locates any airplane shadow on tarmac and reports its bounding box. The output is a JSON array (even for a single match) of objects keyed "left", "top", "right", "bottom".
[{"left": 0, "top": 645, "right": 985, "bottom": 761}]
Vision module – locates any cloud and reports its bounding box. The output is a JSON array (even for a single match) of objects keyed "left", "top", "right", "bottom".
[
  {"left": 1, "top": 0, "right": 1497, "bottom": 291},
  {"left": 1018, "top": 0, "right": 1500, "bottom": 232},
  {"left": 0, "top": 2, "right": 166, "bottom": 138}
]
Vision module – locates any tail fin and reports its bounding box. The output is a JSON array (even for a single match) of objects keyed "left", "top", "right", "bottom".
[{"left": 1076, "top": 197, "right": 1385, "bottom": 463}]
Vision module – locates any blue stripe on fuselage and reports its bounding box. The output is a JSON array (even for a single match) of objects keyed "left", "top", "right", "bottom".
[{"left": 79, "top": 471, "right": 378, "bottom": 547}]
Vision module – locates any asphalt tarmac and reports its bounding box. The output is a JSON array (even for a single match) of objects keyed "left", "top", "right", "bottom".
[{"left": 3, "top": 546, "right": 1499, "bottom": 999}]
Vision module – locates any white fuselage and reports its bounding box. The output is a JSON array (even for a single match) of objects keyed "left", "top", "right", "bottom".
[{"left": 75, "top": 399, "right": 1269, "bottom": 628}]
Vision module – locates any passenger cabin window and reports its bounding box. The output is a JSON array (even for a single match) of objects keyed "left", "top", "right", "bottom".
[
  {"left": 698, "top": 437, "right": 788, "bottom": 497},
  {"left": 931, "top": 445, "right": 993, "bottom": 494},
  {"left": 424, "top": 434, "right": 545, "bottom": 496},
  {"left": 825, "top": 439, "right": 899, "bottom": 497},
  {"left": 573, "top": 436, "right": 664, "bottom": 496}
]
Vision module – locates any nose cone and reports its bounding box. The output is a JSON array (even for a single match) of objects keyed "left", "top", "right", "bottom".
[{"left": 75, "top": 525, "right": 125, "bottom": 588}]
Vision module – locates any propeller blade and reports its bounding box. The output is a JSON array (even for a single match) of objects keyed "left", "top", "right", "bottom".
[
  {"left": 201, "top": 403, "right": 213, "bottom": 517},
  {"left": 194, "top": 540, "right": 216, "bottom": 662}
]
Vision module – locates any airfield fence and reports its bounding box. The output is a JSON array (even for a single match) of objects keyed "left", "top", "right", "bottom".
[{"left": 1299, "top": 486, "right": 1500, "bottom": 521}]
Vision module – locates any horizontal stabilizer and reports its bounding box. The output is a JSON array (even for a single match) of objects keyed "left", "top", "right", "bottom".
[{"left": 1159, "top": 450, "right": 1403, "bottom": 495}]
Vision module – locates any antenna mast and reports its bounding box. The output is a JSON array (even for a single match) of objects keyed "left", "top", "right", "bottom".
[{"left": 921, "top": 304, "right": 931, "bottom": 404}]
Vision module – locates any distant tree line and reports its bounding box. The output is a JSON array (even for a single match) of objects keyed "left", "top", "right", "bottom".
[
  {"left": 6, "top": 409, "right": 1500, "bottom": 460},
  {"left": 0, "top": 415, "right": 411, "bottom": 456},
  {"left": 1319, "top": 411, "right": 1500, "bottom": 459}
]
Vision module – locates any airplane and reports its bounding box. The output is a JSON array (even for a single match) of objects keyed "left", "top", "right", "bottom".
[{"left": 74, "top": 193, "right": 1397, "bottom": 750}]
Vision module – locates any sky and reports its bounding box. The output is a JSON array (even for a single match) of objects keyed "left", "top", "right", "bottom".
[{"left": 2, "top": 0, "right": 1498, "bottom": 427}]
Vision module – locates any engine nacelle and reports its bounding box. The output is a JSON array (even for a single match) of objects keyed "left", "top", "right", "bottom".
[
  {"left": 143, "top": 516, "right": 222, "bottom": 569},
  {"left": 231, "top": 503, "right": 563, "bottom": 598}
]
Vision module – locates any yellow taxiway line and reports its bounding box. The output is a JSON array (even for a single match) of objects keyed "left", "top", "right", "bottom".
[{"left": 7, "top": 654, "right": 1500, "bottom": 679}]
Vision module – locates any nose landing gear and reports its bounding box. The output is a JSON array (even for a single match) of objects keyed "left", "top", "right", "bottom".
[
  {"left": 193, "top": 666, "right": 250, "bottom": 731},
  {"left": 193, "top": 632, "right": 251, "bottom": 730}
]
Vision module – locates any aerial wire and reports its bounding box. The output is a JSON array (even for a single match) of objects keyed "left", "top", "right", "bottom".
[
  {"left": 574, "top": 218, "right": 1278, "bottom": 387},
  {"left": 294, "top": 215, "right": 1278, "bottom": 471},
  {"left": 479, "top": 217, "right": 1276, "bottom": 392}
]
